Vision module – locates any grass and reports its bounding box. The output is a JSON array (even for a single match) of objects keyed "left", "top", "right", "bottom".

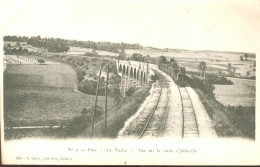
[
  {"left": 4, "top": 63, "right": 115, "bottom": 127},
  {"left": 31, "top": 52, "right": 119, "bottom": 79},
  {"left": 9, "top": 84, "right": 152, "bottom": 139},
  {"left": 180, "top": 61, "right": 227, "bottom": 72},
  {"left": 86, "top": 85, "right": 152, "bottom": 138},
  {"left": 57, "top": 85, "right": 152, "bottom": 138},
  {"left": 4, "top": 53, "right": 134, "bottom": 140},
  {"left": 25, "top": 53, "right": 152, "bottom": 138},
  {"left": 227, "top": 106, "right": 255, "bottom": 139},
  {"left": 181, "top": 74, "right": 255, "bottom": 139},
  {"left": 4, "top": 86, "right": 114, "bottom": 127},
  {"left": 4, "top": 64, "right": 77, "bottom": 89},
  {"left": 125, "top": 48, "right": 255, "bottom": 78},
  {"left": 5, "top": 45, "right": 255, "bottom": 140},
  {"left": 194, "top": 89, "right": 246, "bottom": 138},
  {"left": 213, "top": 78, "right": 255, "bottom": 106}
]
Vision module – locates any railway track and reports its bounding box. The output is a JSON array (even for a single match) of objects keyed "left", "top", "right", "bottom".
[
  {"left": 119, "top": 67, "right": 201, "bottom": 139},
  {"left": 139, "top": 71, "right": 170, "bottom": 139},
  {"left": 178, "top": 87, "right": 199, "bottom": 138}
]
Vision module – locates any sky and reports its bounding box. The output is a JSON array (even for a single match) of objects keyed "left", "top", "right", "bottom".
[{"left": 0, "top": 0, "right": 259, "bottom": 52}]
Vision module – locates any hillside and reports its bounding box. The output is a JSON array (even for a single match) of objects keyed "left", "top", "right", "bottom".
[
  {"left": 4, "top": 64, "right": 77, "bottom": 89},
  {"left": 4, "top": 64, "right": 114, "bottom": 127}
]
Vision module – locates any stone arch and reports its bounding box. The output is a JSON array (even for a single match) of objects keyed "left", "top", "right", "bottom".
[
  {"left": 119, "top": 64, "right": 122, "bottom": 73},
  {"left": 126, "top": 66, "right": 129, "bottom": 76},
  {"left": 130, "top": 67, "right": 133, "bottom": 78},
  {"left": 123, "top": 65, "right": 126, "bottom": 76},
  {"left": 143, "top": 72, "right": 146, "bottom": 83},
  {"left": 140, "top": 71, "right": 143, "bottom": 84},
  {"left": 137, "top": 69, "right": 140, "bottom": 81},
  {"left": 134, "top": 68, "right": 137, "bottom": 80}
]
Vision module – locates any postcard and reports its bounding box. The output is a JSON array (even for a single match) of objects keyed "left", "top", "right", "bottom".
[{"left": 1, "top": 0, "right": 259, "bottom": 165}]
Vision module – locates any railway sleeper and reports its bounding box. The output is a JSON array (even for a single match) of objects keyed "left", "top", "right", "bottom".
[
  {"left": 184, "top": 134, "right": 199, "bottom": 137},
  {"left": 184, "top": 132, "right": 199, "bottom": 135},
  {"left": 184, "top": 125, "right": 197, "bottom": 128},
  {"left": 184, "top": 124, "right": 197, "bottom": 127},
  {"left": 184, "top": 119, "right": 196, "bottom": 121},
  {"left": 184, "top": 122, "right": 197, "bottom": 125}
]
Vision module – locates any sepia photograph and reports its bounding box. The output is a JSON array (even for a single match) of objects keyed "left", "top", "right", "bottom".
[{"left": 0, "top": 0, "right": 259, "bottom": 165}]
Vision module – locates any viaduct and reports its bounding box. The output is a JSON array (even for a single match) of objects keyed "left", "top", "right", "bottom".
[
  {"left": 116, "top": 59, "right": 184, "bottom": 96},
  {"left": 116, "top": 60, "right": 155, "bottom": 96}
]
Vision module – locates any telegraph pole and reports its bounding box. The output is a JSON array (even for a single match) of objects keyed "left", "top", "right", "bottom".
[
  {"left": 91, "top": 65, "right": 102, "bottom": 137},
  {"left": 104, "top": 65, "right": 109, "bottom": 136},
  {"left": 202, "top": 65, "right": 206, "bottom": 84},
  {"left": 146, "top": 56, "right": 150, "bottom": 83}
]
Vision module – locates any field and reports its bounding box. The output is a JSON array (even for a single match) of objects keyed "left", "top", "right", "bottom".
[
  {"left": 68, "top": 46, "right": 119, "bottom": 57},
  {"left": 4, "top": 41, "right": 255, "bottom": 139},
  {"left": 81, "top": 85, "right": 152, "bottom": 138},
  {"left": 4, "top": 64, "right": 77, "bottom": 89},
  {"left": 4, "top": 64, "right": 114, "bottom": 127},
  {"left": 214, "top": 77, "right": 255, "bottom": 106},
  {"left": 4, "top": 87, "right": 109, "bottom": 126},
  {"left": 125, "top": 48, "right": 256, "bottom": 78},
  {"left": 4, "top": 41, "right": 47, "bottom": 52}
]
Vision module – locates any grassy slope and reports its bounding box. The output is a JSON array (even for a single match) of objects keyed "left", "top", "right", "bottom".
[
  {"left": 5, "top": 52, "right": 150, "bottom": 140},
  {"left": 195, "top": 89, "right": 254, "bottom": 139},
  {"left": 4, "top": 64, "right": 114, "bottom": 127},
  {"left": 35, "top": 53, "right": 152, "bottom": 138},
  {"left": 4, "top": 86, "right": 114, "bottom": 127},
  {"left": 39, "top": 85, "right": 152, "bottom": 139},
  {"left": 4, "top": 64, "right": 77, "bottom": 88},
  {"left": 83, "top": 85, "right": 151, "bottom": 138}
]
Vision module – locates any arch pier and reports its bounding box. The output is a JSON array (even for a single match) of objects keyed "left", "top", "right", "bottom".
[{"left": 117, "top": 60, "right": 152, "bottom": 96}]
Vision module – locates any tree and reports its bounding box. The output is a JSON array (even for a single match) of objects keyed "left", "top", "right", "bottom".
[
  {"left": 198, "top": 61, "right": 207, "bottom": 71},
  {"left": 4, "top": 35, "right": 143, "bottom": 53},
  {"left": 151, "top": 74, "right": 159, "bottom": 81},
  {"left": 240, "top": 56, "right": 244, "bottom": 61},
  {"left": 170, "top": 58, "right": 178, "bottom": 67},
  {"left": 198, "top": 61, "right": 207, "bottom": 82},
  {"left": 18, "top": 47, "right": 22, "bottom": 52},
  {"left": 27, "top": 36, "right": 70, "bottom": 53},
  {"left": 158, "top": 56, "right": 167, "bottom": 64},
  {"left": 228, "top": 63, "right": 232, "bottom": 72},
  {"left": 37, "top": 59, "right": 45, "bottom": 64},
  {"left": 12, "top": 48, "right": 17, "bottom": 54},
  {"left": 244, "top": 54, "right": 248, "bottom": 61},
  {"left": 170, "top": 58, "right": 175, "bottom": 63},
  {"left": 118, "top": 49, "right": 127, "bottom": 60},
  {"left": 36, "top": 35, "right": 41, "bottom": 40},
  {"left": 4, "top": 47, "right": 9, "bottom": 55},
  {"left": 235, "top": 105, "right": 244, "bottom": 117},
  {"left": 130, "top": 53, "right": 143, "bottom": 61},
  {"left": 146, "top": 55, "right": 150, "bottom": 62}
]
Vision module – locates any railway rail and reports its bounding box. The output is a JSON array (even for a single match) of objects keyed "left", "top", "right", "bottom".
[
  {"left": 139, "top": 72, "right": 199, "bottom": 139},
  {"left": 119, "top": 66, "right": 201, "bottom": 139},
  {"left": 139, "top": 71, "right": 170, "bottom": 139},
  {"left": 179, "top": 87, "right": 199, "bottom": 138}
]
